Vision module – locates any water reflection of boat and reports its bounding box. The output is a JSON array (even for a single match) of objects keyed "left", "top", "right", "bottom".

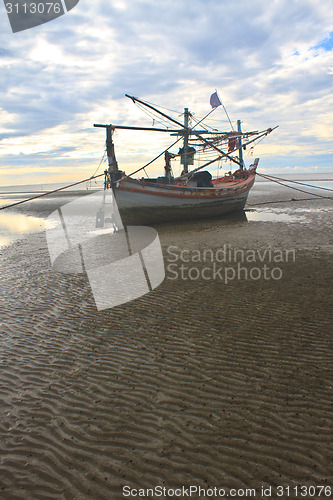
[{"left": 94, "top": 94, "right": 277, "bottom": 225}]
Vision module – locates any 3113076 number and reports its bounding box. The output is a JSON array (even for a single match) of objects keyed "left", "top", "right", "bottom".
[{"left": 5, "top": 3, "right": 62, "bottom": 15}]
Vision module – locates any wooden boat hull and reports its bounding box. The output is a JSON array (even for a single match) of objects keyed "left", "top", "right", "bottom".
[{"left": 114, "top": 172, "right": 255, "bottom": 225}]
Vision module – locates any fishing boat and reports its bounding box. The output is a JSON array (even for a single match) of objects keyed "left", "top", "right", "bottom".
[{"left": 94, "top": 94, "right": 277, "bottom": 225}]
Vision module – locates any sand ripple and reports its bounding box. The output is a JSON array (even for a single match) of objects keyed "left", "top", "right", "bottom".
[{"left": 0, "top": 220, "right": 332, "bottom": 499}]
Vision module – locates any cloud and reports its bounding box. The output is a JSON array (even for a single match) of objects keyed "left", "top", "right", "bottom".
[{"left": 0, "top": 0, "right": 333, "bottom": 185}]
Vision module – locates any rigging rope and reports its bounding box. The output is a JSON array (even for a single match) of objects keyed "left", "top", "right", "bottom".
[
  {"left": 191, "top": 115, "right": 212, "bottom": 133},
  {"left": 135, "top": 98, "right": 182, "bottom": 116},
  {"left": 134, "top": 102, "right": 175, "bottom": 129},
  {"left": 89, "top": 149, "right": 107, "bottom": 182},
  {"left": 127, "top": 136, "right": 183, "bottom": 177}
]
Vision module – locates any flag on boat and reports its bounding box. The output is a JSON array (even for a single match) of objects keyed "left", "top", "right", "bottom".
[{"left": 210, "top": 91, "right": 222, "bottom": 108}]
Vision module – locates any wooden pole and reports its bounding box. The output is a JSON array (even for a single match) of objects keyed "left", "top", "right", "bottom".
[{"left": 237, "top": 120, "right": 244, "bottom": 170}]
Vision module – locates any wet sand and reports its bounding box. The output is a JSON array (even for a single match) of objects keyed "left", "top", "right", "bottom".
[{"left": 0, "top": 184, "right": 332, "bottom": 499}]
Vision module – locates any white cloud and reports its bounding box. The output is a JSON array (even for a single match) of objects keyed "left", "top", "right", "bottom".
[{"left": 0, "top": 0, "right": 333, "bottom": 185}]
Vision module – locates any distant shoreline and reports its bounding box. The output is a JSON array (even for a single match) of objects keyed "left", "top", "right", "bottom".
[{"left": 1, "top": 174, "right": 332, "bottom": 194}]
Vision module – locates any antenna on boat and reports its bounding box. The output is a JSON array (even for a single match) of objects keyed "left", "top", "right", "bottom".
[{"left": 217, "top": 91, "right": 234, "bottom": 131}]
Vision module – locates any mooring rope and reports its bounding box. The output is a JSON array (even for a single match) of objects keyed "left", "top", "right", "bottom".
[
  {"left": 246, "top": 197, "right": 332, "bottom": 207},
  {"left": 0, "top": 173, "right": 105, "bottom": 212},
  {"left": 259, "top": 173, "right": 333, "bottom": 192},
  {"left": 256, "top": 172, "right": 332, "bottom": 200},
  {"left": 1, "top": 169, "right": 331, "bottom": 213}
]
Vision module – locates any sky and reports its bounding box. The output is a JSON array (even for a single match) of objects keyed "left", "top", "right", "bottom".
[{"left": 0, "top": 0, "right": 333, "bottom": 186}]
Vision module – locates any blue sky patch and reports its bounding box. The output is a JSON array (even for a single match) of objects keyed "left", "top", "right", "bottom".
[{"left": 314, "top": 32, "right": 333, "bottom": 51}]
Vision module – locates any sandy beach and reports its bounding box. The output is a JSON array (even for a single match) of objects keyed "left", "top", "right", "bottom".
[{"left": 0, "top": 182, "right": 332, "bottom": 499}]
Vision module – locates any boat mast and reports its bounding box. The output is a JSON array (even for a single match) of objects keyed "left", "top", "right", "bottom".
[
  {"left": 182, "top": 108, "right": 190, "bottom": 174},
  {"left": 94, "top": 124, "right": 120, "bottom": 189},
  {"left": 237, "top": 120, "right": 244, "bottom": 170},
  {"left": 106, "top": 126, "right": 118, "bottom": 172},
  {"left": 95, "top": 96, "right": 279, "bottom": 182}
]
